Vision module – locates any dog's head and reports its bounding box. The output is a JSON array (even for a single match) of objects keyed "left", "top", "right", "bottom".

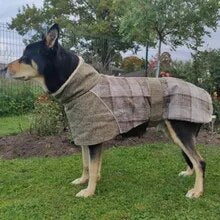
[{"left": 7, "top": 24, "right": 60, "bottom": 88}]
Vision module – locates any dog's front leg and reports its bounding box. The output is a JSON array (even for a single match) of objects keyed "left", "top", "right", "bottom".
[
  {"left": 76, "top": 144, "right": 102, "bottom": 198},
  {"left": 71, "top": 146, "right": 89, "bottom": 185}
]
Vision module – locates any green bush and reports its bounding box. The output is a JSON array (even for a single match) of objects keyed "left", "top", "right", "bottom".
[
  {"left": 29, "top": 94, "right": 67, "bottom": 136},
  {"left": 170, "top": 60, "right": 194, "bottom": 80},
  {"left": 0, "top": 78, "right": 41, "bottom": 116},
  {"left": 213, "top": 100, "right": 220, "bottom": 121}
]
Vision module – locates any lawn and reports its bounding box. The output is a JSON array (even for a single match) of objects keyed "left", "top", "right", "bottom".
[
  {"left": 0, "top": 144, "right": 220, "bottom": 219},
  {"left": 0, "top": 115, "right": 30, "bottom": 137}
]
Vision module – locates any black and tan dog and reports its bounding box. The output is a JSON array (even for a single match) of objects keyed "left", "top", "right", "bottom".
[{"left": 7, "top": 24, "right": 212, "bottom": 198}]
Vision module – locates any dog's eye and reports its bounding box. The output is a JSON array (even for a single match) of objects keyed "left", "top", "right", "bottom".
[{"left": 19, "top": 56, "right": 31, "bottom": 64}]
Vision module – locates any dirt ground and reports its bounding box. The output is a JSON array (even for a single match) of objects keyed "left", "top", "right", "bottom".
[{"left": 0, "top": 128, "right": 219, "bottom": 159}]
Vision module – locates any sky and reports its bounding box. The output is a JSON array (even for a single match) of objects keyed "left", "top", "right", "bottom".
[{"left": 0, "top": 0, "right": 220, "bottom": 62}]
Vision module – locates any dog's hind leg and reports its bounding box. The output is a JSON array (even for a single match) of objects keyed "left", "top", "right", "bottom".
[
  {"left": 97, "top": 150, "right": 103, "bottom": 181},
  {"left": 178, "top": 120, "right": 201, "bottom": 177},
  {"left": 165, "top": 120, "right": 205, "bottom": 198},
  {"left": 71, "top": 146, "right": 89, "bottom": 185},
  {"left": 178, "top": 120, "right": 202, "bottom": 177},
  {"left": 178, "top": 151, "right": 194, "bottom": 177},
  {"left": 76, "top": 144, "right": 102, "bottom": 197}
]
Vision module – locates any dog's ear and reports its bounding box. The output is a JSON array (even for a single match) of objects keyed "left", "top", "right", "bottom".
[{"left": 45, "top": 24, "right": 59, "bottom": 49}]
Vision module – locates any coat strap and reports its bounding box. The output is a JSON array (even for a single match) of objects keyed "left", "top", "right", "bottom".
[{"left": 148, "top": 78, "right": 164, "bottom": 126}]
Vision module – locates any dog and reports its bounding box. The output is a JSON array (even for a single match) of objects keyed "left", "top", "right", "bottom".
[{"left": 7, "top": 24, "right": 213, "bottom": 198}]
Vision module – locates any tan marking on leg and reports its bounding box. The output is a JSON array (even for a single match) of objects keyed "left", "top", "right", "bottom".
[
  {"left": 165, "top": 120, "right": 203, "bottom": 198},
  {"left": 71, "top": 146, "right": 89, "bottom": 185},
  {"left": 179, "top": 166, "right": 194, "bottom": 177},
  {"left": 97, "top": 147, "right": 103, "bottom": 181},
  {"left": 76, "top": 146, "right": 102, "bottom": 197}
]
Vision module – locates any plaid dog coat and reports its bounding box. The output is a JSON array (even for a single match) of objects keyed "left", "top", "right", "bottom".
[{"left": 53, "top": 57, "right": 213, "bottom": 146}]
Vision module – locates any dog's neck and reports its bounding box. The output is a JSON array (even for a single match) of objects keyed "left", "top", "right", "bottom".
[{"left": 42, "top": 46, "right": 79, "bottom": 93}]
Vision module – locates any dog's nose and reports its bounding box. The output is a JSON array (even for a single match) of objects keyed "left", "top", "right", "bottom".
[
  {"left": 2, "top": 66, "right": 7, "bottom": 71},
  {"left": 5, "top": 67, "right": 11, "bottom": 79},
  {"left": 0, "top": 66, "right": 7, "bottom": 73}
]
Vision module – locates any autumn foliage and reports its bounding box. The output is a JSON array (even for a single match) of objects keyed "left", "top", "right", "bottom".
[{"left": 121, "top": 56, "right": 144, "bottom": 72}]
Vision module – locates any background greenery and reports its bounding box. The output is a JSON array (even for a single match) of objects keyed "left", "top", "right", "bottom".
[
  {"left": 0, "top": 78, "right": 42, "bottom": 116},
  {"left": 170, "top": 49, "right": 220, "bottom": 96},
  {"left": 29, "top": 95, "right": 67, "bottom": 136},
  {"left": 9, "top": 0, "right": 220, "bottom": 74},
  {"left": 121, "top": 56, "right": 145, "bottom": 72}
]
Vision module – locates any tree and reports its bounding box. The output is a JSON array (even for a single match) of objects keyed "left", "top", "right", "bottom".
[
  {"left": 121, "top": 56, "right": 144, "bottom": 72},
  {"left": 119, "top": 0, "right": 220, "bottom": 77},
  {"left": 171, "top": 49, "right": 220, "bottom": 96},
  {"left": 193, "top": 49, "right": 220, "bottom": 95},
  {"left": 9, "top": 0, "right": 135, "bottom": 70}
]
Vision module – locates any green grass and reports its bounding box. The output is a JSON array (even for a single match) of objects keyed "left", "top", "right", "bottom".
[
  {"left": 0, "top": 115, "right": 30, "bottom": 137},
  {"left": 0, "top": 144, "right": 220, "bottom": 219}
]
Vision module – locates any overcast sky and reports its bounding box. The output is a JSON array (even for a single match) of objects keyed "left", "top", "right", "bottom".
[{"left": 0, "top": 0, "right": 220, "bottom": 61}]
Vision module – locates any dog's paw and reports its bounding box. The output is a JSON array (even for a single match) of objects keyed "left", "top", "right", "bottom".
[
  {"left": 75, "top": 188, "right": 95, "bottom": 198},
  {"left": 178, "top": 170, "right": 193, "bottom": 177},
  {"left": 71, "top": 177, "right": 88, "bottom": 185},
  {"left": 186, "top": 188, "right": 203, "bottom": 198}
]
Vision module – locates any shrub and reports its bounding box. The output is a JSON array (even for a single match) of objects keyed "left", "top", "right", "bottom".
[
  {"left": 29, "top": 94, "right": 67, "bottom": 136},
  {"left": 121, "top": 56, "right": 144, "bottom": 72},
  {"left": 213, "top": 100, "right": 220, "bottom": 121},
  {"left": 0, "top": 79, "right": 40, "bottom": 116}
]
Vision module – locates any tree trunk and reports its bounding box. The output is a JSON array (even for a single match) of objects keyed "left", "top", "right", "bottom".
[
  {"left": 145, "top": 43, "right": 149, "bottom": 77},
  {"left": 216, "top": 80, "right": 220, "bottom": 98},
  {"left": 101, "top": 38, "right": 109, "bottom": 71},
  {"left": 155, "top": 38, "right": 162, "bottom": 78}
]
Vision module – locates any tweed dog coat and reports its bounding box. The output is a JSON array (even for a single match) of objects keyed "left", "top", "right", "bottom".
[{"left": 53, "top": 57, "right": 213, "bottom": 146}]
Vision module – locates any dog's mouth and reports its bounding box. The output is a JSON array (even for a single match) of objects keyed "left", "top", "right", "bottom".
[{"left": 13, "top": 76, "right": 30, "bottom": 81}]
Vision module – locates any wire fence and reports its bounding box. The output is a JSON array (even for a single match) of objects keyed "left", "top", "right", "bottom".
[
  {"left": 0, "top": 23, "right": 42, "bottom": 87},
  {"left": 0, "top": 23, "right": 42, "bottom": 117},
  {"left": 0, "top": 23, "right": 24, "bottom": 63}
]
